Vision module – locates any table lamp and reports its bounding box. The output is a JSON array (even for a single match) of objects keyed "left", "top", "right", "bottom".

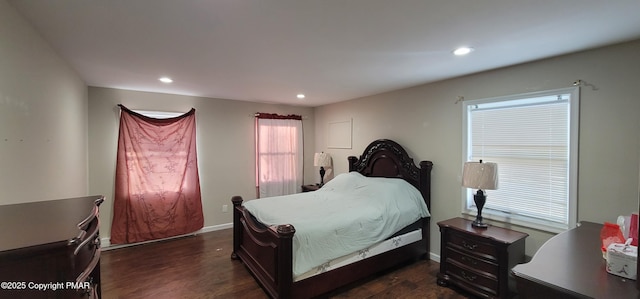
[
  {"left": 314, "top": 152, "right": 332, "bottom": 186},
  {"left": 462, "top": 160, "right": 498, "bottom": 228}
]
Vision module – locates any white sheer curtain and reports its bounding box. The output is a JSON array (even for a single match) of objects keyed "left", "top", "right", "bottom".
[{"left": 255, "top": 114, "right": 303, "bottom": 198}]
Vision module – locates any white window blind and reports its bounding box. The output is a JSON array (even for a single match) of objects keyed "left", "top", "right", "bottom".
[{"left": 463, "top": 88, "right": 579, "bottom": 232}]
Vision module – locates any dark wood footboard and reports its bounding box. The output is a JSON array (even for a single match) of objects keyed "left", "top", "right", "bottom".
[{"left": 231, "top": 196, "right": 295, "bottom": 298}]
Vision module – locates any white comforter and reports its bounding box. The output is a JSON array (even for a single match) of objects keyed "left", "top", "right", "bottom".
[{"left": 242, "top": 172, "right": 430, "bottom": 277}]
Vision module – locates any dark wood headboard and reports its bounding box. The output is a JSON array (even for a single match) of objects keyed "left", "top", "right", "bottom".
[{"left": 347, "top": 139, "right": 433, "bottom": 211}]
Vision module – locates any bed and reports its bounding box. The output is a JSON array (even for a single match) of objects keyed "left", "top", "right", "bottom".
[{"left": 231, "top": 139, "right": 433, "bottom": 298}]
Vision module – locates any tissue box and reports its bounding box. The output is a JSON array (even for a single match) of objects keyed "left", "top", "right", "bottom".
[{"left": 606, "top": 243, "right": 637, "bottom": 280}]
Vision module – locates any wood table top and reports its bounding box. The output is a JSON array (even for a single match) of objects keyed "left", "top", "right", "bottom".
[
  {"left": 0, "top": 195, "right": 103, "bottom": 251},
  {"left": 511, "top": 221, "right": 639, "bottom": 298}
]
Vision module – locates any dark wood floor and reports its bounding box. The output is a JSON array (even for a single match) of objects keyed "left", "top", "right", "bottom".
[{"left": 101, "top": 229, "right": 474, "bottom": 298}]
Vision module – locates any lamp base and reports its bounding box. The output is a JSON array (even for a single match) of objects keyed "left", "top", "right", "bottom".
[
  {"left": 472, "top": 189, "right": 488, "bottom": 229},
  {"left": 471, "top": 220, "right": 489, "bottom": 229},
  {"left": 319, "top": 167, "right": 326, "bottom": 186}
]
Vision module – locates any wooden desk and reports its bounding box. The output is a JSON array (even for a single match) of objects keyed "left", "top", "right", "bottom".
[{"left": 511, "top": 222, "right": 639, "bottom": 298}]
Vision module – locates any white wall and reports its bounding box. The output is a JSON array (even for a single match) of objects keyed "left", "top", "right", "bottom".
[
  {"left": 0, "top": 0, "right": 88, "bottom": 204},
  {"left": 314, "top": 40, "right": 640, "bottom": 257},
  {"left": 88, "top": 87, "right": 315, "bottom": 242}
]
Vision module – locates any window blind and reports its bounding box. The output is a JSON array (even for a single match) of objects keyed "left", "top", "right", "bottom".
[{"left": 464, "top": 89, "right": 578, "bottom": 231}]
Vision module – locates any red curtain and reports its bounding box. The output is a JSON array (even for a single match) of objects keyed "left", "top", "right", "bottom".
[{"left": 110, "top": 105, "right": 204, "bottom": 244}]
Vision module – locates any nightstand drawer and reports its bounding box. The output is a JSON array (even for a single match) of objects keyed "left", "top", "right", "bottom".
[
  {"left": 447, "top": 247, "right": 498, "bottom": 277},
  {"left": 449, "top": 232, "right": 497, "bottom": 261},
  {"left": 446, "top": 260, "right": 498, "bottom": 296}
]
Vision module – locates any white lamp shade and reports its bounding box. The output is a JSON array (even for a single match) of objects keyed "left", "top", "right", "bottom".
[
  {"left": 462, "top": 161, "right": 498, "bottom": 190},
  {"left": 314, "top": 152, "right": 332, "bottom": 167}
]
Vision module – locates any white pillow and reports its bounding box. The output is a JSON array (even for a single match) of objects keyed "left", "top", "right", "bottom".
[{"left": 319, "top": 172, "right": 365, "bottom": 192}]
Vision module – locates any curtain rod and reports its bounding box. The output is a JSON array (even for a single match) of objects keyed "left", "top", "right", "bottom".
[
  {"left": 249, "top": 113, "right": 309, "bottom": 119},
  {"left": 572, "top": 79, "right": 598, "bottom": 91},
  {"left": 454, "top": 79, "right": 598, "bottom": 104}
]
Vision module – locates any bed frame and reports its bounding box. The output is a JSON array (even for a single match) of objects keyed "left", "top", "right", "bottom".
[{"left": 231, "top": 139, "right": 433, "bottom": 298}]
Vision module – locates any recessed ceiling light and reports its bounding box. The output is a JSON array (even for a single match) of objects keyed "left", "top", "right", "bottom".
[
  {"left": 159, "top": 77, "right": 173, "bottom": 83},
  {"left": 453, "top": 47, "right": 474, "bottom": 56},
  {"left": 296, "top": 94, "right": 305, "bottom": 99}
]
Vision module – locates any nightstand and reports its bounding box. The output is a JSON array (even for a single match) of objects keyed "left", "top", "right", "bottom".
[
  {"left": 301, "top": 184, "right": 320, "bottom": 192},
  {"left": 437, "top": 217, "right": 528, "bottom": 299}
]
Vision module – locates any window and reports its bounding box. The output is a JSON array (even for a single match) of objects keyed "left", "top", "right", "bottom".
[
  {"left": 255, "top": 113, "right": 303, "bottom": 198},
  {"left": 129, "top": 110, "right": 189, "bottom": 190},
  {"left": 462, "top": 87, "right": 579, "bottom": 232}
]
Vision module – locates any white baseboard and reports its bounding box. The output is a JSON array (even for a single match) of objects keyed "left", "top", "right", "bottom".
[
  {"left": 101, "top": 222, "right": 233, "bottom": 251},
  {"left": 198, "top": 222, "right": 233, "bottom": 233},
  {"left": 429, "top": 252, "right": 441, "bottom": 263}
]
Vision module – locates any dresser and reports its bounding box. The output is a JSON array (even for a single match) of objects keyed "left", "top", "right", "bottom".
[
  {"left": 0, "top": 196, "right": 104, "bottom": 299},
  {"left": 437, "top": 217, "right": 528, "bottom": 299}
]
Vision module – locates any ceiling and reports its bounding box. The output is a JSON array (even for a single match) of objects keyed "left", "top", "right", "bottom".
[{"left": 9, "top": 0, "right": 640, "bottom": 107}]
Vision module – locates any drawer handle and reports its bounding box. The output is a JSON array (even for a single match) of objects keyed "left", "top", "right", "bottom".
[
  {"left": 77, "top": 206, "right": 98, "bottom": 231},
  {"left": 461, "top": 271, "right": 477, "bottom": 282},
  {"left": 68, "top": 230, "right": 88, "bottom": 246},
  {"left": 462, "top": 240, "right": 477, "bottom": 250},
  {"left": 74, "top": 225, "right": 99, "bottom": 255},
  {"left": 68, "top": 237, "right": 80, "bottom": 246},
  {"left": 461, "top": 256, "right": 478, "bottom": 265}
]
